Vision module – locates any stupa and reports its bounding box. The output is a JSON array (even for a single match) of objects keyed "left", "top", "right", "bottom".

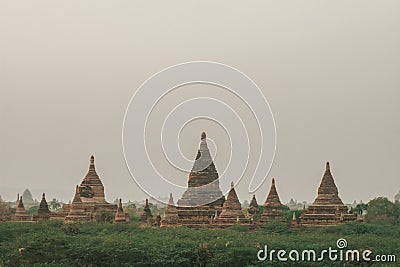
[
  {"left": 260, "top": 178, "right": 285, "bottom": 223},
  {"left": 215, "top": 182, "right": 250, "bottom": 226},
  {"left": 247, "top": 195, "right": 260, "bottom": 223},
  {"left": 62, "top": 156, "right": 117, "bottom": 221},
  {"left": 139, "top": 199, "right": 153, "bottom": 223},
  {"left": 177, "top": 132, "right": 225, "bottom": 227},
  {"left": 114, "top": 199, "right": 129, "bottom": 224},
  {"left": 160, "top": 193, "right": 181, "bottom": 227},
  {"left": 13, "top": 196, "right": 31, "bottom": 221},
  {"left": 299, "top": 162, "right": 356, "bottom": 227},
  {"left": 33, "top": 193, "right": 50, "bottom": 221}
]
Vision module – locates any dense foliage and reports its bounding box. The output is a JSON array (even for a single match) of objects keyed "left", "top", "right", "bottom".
[{"left": 0, "top": 221, "right": 399, "bottom": 267}]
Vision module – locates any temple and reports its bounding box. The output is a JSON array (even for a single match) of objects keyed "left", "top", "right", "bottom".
[
  {"left": 299, "top": 162, "right": 356, "bottom": 227},
  {"left": 114, "top": 199, "right": 129, "bottom": 224},
  {"left": 247, "top": 195, "right": 260, "bottom": 223},
  {"left": 33, "top": 193, "right": 51, "bottom": 221},
  {"left": 260, "top": 178, "right": 285, "bottom": 223},
  {"left": 139, "top": 198, "right": 153, "bottom": 223},
  {"left": 63, "top": 156, "right": 117, "bottom": 221},
  {"left": 214, "top": 182, "right": 250, "bottom": 226},
  {"left": 160, "top": 193, "right": 180, "bottom": 227},
  {"left": 177, "top": 132, "right": 225, "bottom": 227},
  {"left": 13, "top": 196, "right": 31, "bottom": 222}
]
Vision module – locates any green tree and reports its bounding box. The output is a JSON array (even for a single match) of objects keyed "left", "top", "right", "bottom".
[
  {"left": 0, "top": 199, "right": 14, "bottom": 221},
  {"left": 365, "top": 197, "right": 399, "bottom": 225}
]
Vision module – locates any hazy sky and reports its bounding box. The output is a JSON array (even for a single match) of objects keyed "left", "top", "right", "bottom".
[{"left": 1, "top": 1, "right": 399, "bottom": 205}]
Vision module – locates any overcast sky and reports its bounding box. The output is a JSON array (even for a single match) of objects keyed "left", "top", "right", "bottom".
[{"left": 1, "top": 1, "right": 399, "bottom": 205}]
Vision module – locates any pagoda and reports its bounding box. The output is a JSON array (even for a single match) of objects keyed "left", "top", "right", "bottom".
[
  {"left": 260, "top": 178, "right": 285, "bottom": 223},
  {"left": 215, "top": 182, "right": 250, "bottom": 227},
  {"left": 299, "top": 162, "right": 356, "bottom": 227},
  {"left": 13, "top": 196, "right": 31, "bottom": 222},
  {"left": 177, "top": 132, "right": 225, "bottom": 227},
  {"left": 160, "top": 193, "right": 181, "bottom": 227},
  {"left": 247, "top": 195, "right": 260, "bottom": 223},
  {"left": 139, "top": 198, "right": 153, "bottom": 223},
  {"left": 62, "top": 156, "right": 117, "bottom": 221},
  {"left": 114, "top": 199, "right": 129, "bottom": 224},
  {"left": 33, "top": 193, "right": 50, "bottom": 221}
]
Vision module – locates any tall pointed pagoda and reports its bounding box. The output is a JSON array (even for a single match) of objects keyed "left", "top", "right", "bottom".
[
  {"left": 161, "top": 193, "right": 181, "bottom": 227},
  {"left": 215, "top": 182, "right": 250, "bottom": 227},
  {"left": 177, "top": 132, "right": 225, "bottom": 227},
  {"left": 260, "top": 178, "right": 285, "bottom": 223},
  {"left": 13, "top": 196, "right": 31, "bottom": 221},
  {"left": 33, "top": 193, "right": 51, "bottom": 221},
  {"left": 299, "top": 162, "right": 356, "bottom": 227}
]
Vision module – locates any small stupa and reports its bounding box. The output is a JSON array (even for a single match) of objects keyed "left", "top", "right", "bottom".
[
  {"left": 139, "top": 199, "right": 153, "bottom": 223},
  {"left": 161, "top": 193, "right": 181, "bottom": 227},
  {"left": 13, "top": 196, "right": 31, "bottom": 221},
  {"left": 33, "top": 193, "right": 51, "bottom": 221},
  {"left": 247, "top": 195, "right": 260, "bottom": 223},
  {"left": 260, "top": 178, "right": 285, "bottom": 223},
  {"left": 114, "top": 199, "right": 129, "bottom": 224},
  {"left": 215, "top": 182, "right": 250, "bottom": 226}
]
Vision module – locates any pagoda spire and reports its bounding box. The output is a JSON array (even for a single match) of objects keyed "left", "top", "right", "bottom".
[
  {"left": 18, "top": 196, "right": 24, "bottom": 208},
  {"left": 89, "top": 155, "right": 95, "bottom": 171},
  {"left": 168, "top": 193, "right": 175, "bottom": 205}
]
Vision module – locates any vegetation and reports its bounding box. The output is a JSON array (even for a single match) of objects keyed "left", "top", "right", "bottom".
[
  {"left": 364, "top": 197, "right": 400, "bottom": 225},
  {"left": 1, "top": 198, "right": 399, "bottom": 266},
  {"left": 0, "top": 221, "right": 399, "bottom": 267}
]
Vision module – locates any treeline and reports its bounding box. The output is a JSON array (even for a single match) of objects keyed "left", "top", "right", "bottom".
[{"left": 0, "top": 220, "right": 399, "bottom": 266}]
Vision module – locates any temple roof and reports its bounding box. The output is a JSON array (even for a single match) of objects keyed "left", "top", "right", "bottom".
[
  {"left": 81, "top": 155, "right": 103, "bottom": 187},
  {"left": 264, "top": 178, "right": 282, "bottom": 207},
  {"left": 190, "top": 132, "right": 216, "bottom": 175},
  {"left": 217, "top": 182, "right": 246, "bottom": 220},
  {"left": 222, "top": 182, "right": 242, "bottom": 211},
  {"left": 313, "top": 162, "right": 344, "bottom": 205},
  {"left": 38, "top": 193, "right": 50, "bottom": 214},
  {"left": 249, "top": 195, "right": 258, "bottom": 209},
  {"left": 177, "top": 132, "right": 224, "bottom": 207}
]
